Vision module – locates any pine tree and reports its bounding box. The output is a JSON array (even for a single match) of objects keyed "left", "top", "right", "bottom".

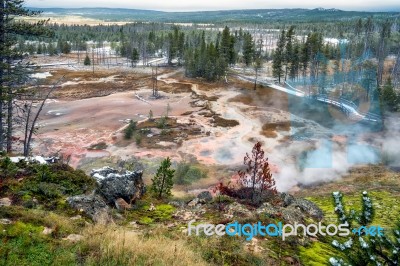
[
  {"left": 151, "top": 157, "right": 175, "bottom": 199},
  {"left": 300, "top": 34, "right": 311, "bottom": 78},
  {"left": 124, "top": 120, "right": 136, "bottom": 140},
  {"left": 289, "top": 41, "right": 300, "bottom": 81},
  {"left": 36, "top": 43, "right": 43, "bottom": 54},
  {"left": 238, "top": 142, "right": 277, "bottom": 205},
  {"left": 243, "top": 32, "right": 254, "bottom": 67},
  {"left": 220, "top": 26, "right": 236, "bottom": 65},
  {"left": 272, "top": 29, "right": 286, "bottom": 83},
  {"left": 377, "top": 20, "right": 391, "bottom": 86},
  {"left": 381, "top": 78, "right": 398, "bottom": 112},
  {"left": 48, "top": 42, "right": 57, "bottom": 56},
  {"left": 284, "top": 26, "right": 295, "bottom": 81},
  {"left": 131, "top": 48, "right": 139, "bottom": 67},
  {"left": 61, "top": 41, "right": 71, "bottom": 54},
  {"left": 84, "top": 54, "right": 91, "bottom": 66},
  {"left": 0, "top": 1, "right": 50, "bottom": 153}
]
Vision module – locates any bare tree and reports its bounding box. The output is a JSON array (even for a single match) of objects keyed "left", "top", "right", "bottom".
[{"left": 22, "top": 77, "right": 64, "bottom": 156}]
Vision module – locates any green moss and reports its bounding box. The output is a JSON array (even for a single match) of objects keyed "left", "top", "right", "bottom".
[
  {"left": 138, "top": 216, "right": 154, "bottom": 225},
  {"left": 299, "top": 242, "right": 338, "bottom": 266},
  {"left": 306, "top": 190, "right": 400, "bottom": 228},
  {"left": 0, "top": 206, "right": 83, "bottom": 237},
  {"left": 154, "top": 204, "right": 175, "bottom": 220},
  {"left": 6, "top": 221, "right": 43, "bottom": 237},
  {"left": 0, "top": 221, "right": 78, "bottom": 265}
]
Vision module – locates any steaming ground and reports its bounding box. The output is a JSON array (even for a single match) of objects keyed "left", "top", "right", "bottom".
[{"left": 29, "top": 65, "right": 396, "bottom": 192}]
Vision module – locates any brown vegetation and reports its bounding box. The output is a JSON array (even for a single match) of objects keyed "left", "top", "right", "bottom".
[{"left": 260, "top": 122, "right": 291, "bottom": 138}]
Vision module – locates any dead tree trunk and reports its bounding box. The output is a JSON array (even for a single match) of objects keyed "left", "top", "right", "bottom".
[{"left": 23, "top": 77, "right": 64, "bottom": 156}]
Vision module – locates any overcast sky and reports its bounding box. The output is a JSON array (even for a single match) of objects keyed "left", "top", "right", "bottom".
[{"left": 25, "top": 0, "right": 400, "bottom": 12}]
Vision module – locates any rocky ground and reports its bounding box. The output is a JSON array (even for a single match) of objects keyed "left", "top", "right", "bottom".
[{"left": 1, "top": 158, "right": 399, "bottom": 265}]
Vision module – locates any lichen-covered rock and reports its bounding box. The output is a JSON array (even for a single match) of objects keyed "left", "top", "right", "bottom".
[
  {"left": 96, "top": 170, "right": 145, "bottom": 205},
  {"left": 197, "top": 191, "right": 213, "bottom": 203},
  {"left": 0, "top": 197, "right": 12, "bottom": 207},
  {"left": 90, "top": 166, "right": 119, "bottom": 182},
  {"left": 256, "top": 202, "right": 281, "bottom": 217},
  {"left": 226, "top": 202, "right": 254, "bottom": 218},
  {"left": 187, "top": 198, "right": 199, "bottom": 207},
  {"left": 256, "top": 193, "right": 324, "bottom": 223},
  {"left": 63, "top": 234, "right": 84, "bottom": 242},
  {"left": 67, "top": 167, "right": 145, "bottom": 222},
  {"left": 292, "top": 198, "right": 324, "bottom": 220},
  {"left": 168, "top": 201, "right": 184, "bottom": 208},
  {"left": 281, "top": 206, "right": 306, "bottom": 224},
  {"left": 66, "top": 193, "right": 110, "bottom": 222},
  {"left": 279, "top": 192, "right": 295, "bottom": 207}
]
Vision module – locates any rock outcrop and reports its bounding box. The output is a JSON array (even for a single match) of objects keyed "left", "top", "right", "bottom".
[
  {"left": 67, "top": 167, "right": 145, "bottom": 222},
  {"left": 67, "top": 193, "right": 110, "bottom": 223},
  {"left": 196, "top": 191, "right": 213, "bottom": 203},
  {"left": 184, "top": 190, "right": 323, "bottom": 224},
  {"left": 94, "top": 168, "right": 145, "bottom": 205}
]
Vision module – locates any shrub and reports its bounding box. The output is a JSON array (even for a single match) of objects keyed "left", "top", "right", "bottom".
[
  {"left": 174, "top": 161, "right": 207, "bottom": 185},
  {"left": 0, "top": 157, "right": 18, "bottom": 179},
  {"left": 11, "top": 162, "right": 96, "bottom": 206},
  {"left": 135, "top": 134, "right": 142, "bottom": 145},
  {"left": 124, "top": 120, "right": 137, "bottom": 140},
  {"left": 157, "top": 116, "right": 167, "bottom": 129}
]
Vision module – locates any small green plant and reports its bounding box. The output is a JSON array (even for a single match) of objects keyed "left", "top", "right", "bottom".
[
  {"left": 174, "top": 161, "right": 207, "bottom": 185},
  {"left": 156, "top": 116, "right": 167, "bottom": 129},
  {"left": 135, "top": 134, "right": 142, "bottom": 145},
  {"left": 148, "top": 110, "right": 154, "bottom": 121},
  {"left": 151, "top": 157, "right": 175, "bottom": 199},
  {"left": 160, "top": 129, "right": 168, "bottom": 136},
  {"left": 166, "top": 103, "right": 172, "bottom": 118},
  {"left": 138, "top": 216, "right": 154, "bottom": 225},
  {"left": 0, "top": 157, "right": 18, "bottom": 179},
  {"left": 124, "top": 120, "right": 137, "bottom": 140}
]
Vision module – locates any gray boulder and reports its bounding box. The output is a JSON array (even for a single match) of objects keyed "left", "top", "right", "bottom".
[
  {"left": 96, "top": 170, "right": 145, "bottom": 205},
  {"left": 292, "top": 198, "right": 324, "bottom": 220},
  {"left": 66, "top": 193, "right": 110, "bottom": 223},
  {"left": 197, "top": 191, "right": 213, "bottom": 203},
  {"left": 67, "top": 167, "right": 145, "bottom": 222},
  {"left": 256, "top": 193, "right": 323, "bottom": 222},
  {"left": 90, "top": 166, "right": 119, "bottom": 183},
  {"left": 279, "top": 192, "right": 295, "bottom": 207}
]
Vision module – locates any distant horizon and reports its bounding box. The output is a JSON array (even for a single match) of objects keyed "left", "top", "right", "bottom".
[
  {"left": 26, "top": 6, "right": 400, "bottom": 13},
  {"left": 25, "top": 0, "right": 400, "bottom": 13}
]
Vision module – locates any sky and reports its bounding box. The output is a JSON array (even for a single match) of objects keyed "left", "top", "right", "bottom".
[{"left": 25, "top": 0, "right": 400, "bottom": 12}]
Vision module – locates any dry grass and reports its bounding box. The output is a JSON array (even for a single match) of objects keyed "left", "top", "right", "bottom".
[
  {"left": 260, "top": 122, "right": 291, "bottom": 138},
  {"left": 157, "top": 82, "right": 193, "bottom": 93},
  {"left": 228, "top": 94, "right": 253, "bottom": 105},
  {"left": 41, "top": 69, "right": 154, "bottom": 99},
  {"left": 81, "top": 224, "right": 207, "bottom": 266},
  {"left": 212, "top": 115, "right": 240, "bottom": 128}
]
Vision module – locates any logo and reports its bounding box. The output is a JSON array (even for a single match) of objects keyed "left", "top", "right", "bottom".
[{"left": 188, "top": 220, "right": 384, "bottom": 241}]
